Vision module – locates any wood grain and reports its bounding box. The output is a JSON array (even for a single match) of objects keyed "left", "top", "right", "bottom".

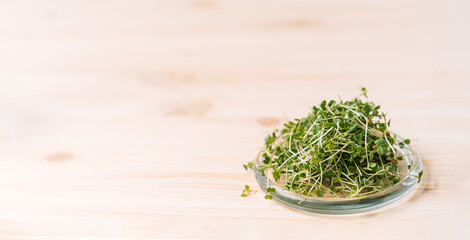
[{"left": 0, "top": 0, "right": 469, "bottom": 239}]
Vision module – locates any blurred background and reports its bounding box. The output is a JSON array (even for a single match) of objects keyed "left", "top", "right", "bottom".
[{"left": 0, "top": 0, "right": 469, "bottom": 239}]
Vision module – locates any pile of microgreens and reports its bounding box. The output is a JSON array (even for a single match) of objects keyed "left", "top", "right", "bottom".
[{"left": 242, "top": 88, "right": 423, "bottom": 200}]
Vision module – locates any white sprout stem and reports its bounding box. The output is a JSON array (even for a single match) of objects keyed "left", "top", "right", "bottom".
[
  {"left": 326, "top": 105, "right": 335, "bottom": 115},
  {"left": 307, "top": 131, "right": 322, "bottom": 144},
  {"left": 303, "top": 118, "right": 319, "bottom": 140},
  {"left": 288, "top": 128, "right": 294, "bottom": 154},
  {"left": 342, "top": 105, "right": 361, "bottom": 117},
  {"left": 290, "top": 172, "right": 303, "bottom": 186},
  {"left": 307, "top": 175, "right": 322, "bottom": 196},
  {"left": 354, "top": 162, "right": 363, "bottom": 176},
  {"left": 384, "top": 132, "right": 396, "bottom": 154},
  {"left": 382, "top": 115, "right": 396, "bottom": 155},
  {"left": 318, "top": 127, "right": 333, "bottom": 148},
  {"left": 341, "top": 172, "right": 358, "bottom": 188},
  {"left": 320, "top": 144, "right": 348, "bottom": 164},
  {"left": 319, "top": 163, "right": 323, "bottom": 185},
  {"left": 319, "top": 131, "right": 323, "bottom": 148},
  {"left": 279, "top": 146, "right": 308, "bottom": 168},
  {"left": 365, "top": 169, "right": 385, "bottom": 181},
  {"left": 364, "top": 117, "right": 369, "bottom": 167}
]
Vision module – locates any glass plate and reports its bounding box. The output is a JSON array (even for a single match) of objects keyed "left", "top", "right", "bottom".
[{"left": 253, "top": 135, "right": 423, "bottom": 215}]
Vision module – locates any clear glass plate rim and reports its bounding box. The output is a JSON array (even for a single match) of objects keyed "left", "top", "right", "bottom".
[{"left": 253, "top": 134, "right": 422, "bottom": 203}]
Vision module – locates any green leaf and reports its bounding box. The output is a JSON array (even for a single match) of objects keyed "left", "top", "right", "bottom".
[
  {"left": 374, "top": 139, "right": 386, "bottom": 146},
  {"left": 361, "top": 87, "right": 368, "bottom": 97},
  {"left": 272, "top": 171, "right": 280, "bottom": 181},
  {"left": 245, "top": 185, "right": 250, "bottom": 191},
  {"left": 265, "top": 134, "right": 275, "bottom": 145},
  {"left": 320, "top": 100, "right": 327, "bottom": 110},
  {"left": 377, "top": 147, "right": 387, "bottom": 155},
  {"left": 267, "top": 187, "right": 276, "bottom": 193},
  {"left": 404, "top": 139, "right": 411, "bottom": 145},
  {"left": 376, "top": 179, "right": 384, "bottom": 186},
  {"left": 314, "top": 188, "right": 325, "bottom": 197},
  {"left": 264, "top": 194, "right": 273, "bottom": 200},
  {"left": 263, "top": 156, "right": 270, "bottom": 164},
  {"left": 418, "top": 170, "right": 423, "bottom": 183},
  {"left": 311, "top": 157, "right": 321, "bottom": 164},
  {"left": 349, "top": 123, "right": 358, "bottom": 131},
  {"left": 328, "top": 100, "right": 336, "bottom": 107}
]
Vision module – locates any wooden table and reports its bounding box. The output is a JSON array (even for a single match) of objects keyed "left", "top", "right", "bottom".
[{"left": 0, "top": 0, "right": 469, "bottom": 239}]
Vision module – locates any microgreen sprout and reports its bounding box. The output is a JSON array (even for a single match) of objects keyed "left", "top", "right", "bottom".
[
  {"left": 418, "top": 170, "right": 423, "bottom": 183},
  {"left": 241, "top": 185, "right": 257, "bottom": 197},
  {"left": 248, "top": 88, "right": 423, "bottom": 199},
  {"left": 264, "top": 194, "right": 273, "bottom": 200},
  {"left": 264, "top": 187, "right": 276, "bottom": 199},
  {"left": 243, "top": 162, "right": 254, "bottom": 171}
]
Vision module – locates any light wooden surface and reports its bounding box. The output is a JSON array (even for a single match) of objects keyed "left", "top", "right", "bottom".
[{"left": 0, "top": 0, "right": 469, "bottom": 239}]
